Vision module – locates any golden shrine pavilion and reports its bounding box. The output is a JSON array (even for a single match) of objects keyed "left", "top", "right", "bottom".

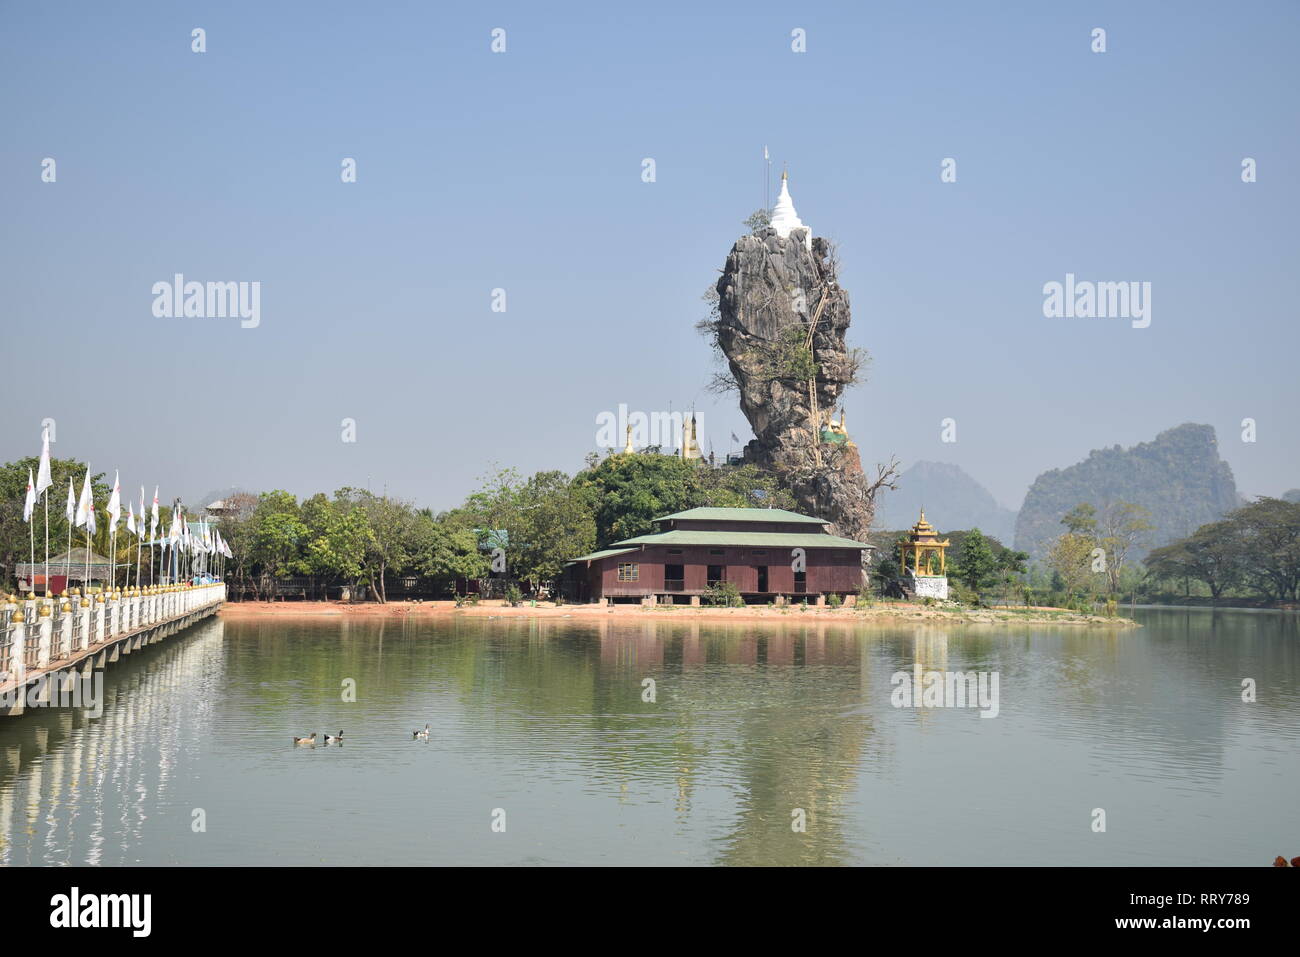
[{"left": 901, "top": 509, "right": 950, "bottom": 599}]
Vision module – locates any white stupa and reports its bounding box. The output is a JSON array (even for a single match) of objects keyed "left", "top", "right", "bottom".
[{"left": 769, "top": 169, "right": 812, "bottom": 251}]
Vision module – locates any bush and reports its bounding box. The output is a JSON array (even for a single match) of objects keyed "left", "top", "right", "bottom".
[
  {"left": 704, "top": 581, "right": 742, "bottom": 607},
  {"left": 828, "top": 592, "right": 842, "bottom": 608},
  {"left": 504, "top": 584, "right": 523, "bottom": 607}
]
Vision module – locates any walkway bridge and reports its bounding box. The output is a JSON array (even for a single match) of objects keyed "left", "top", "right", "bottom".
[{"left": 0, "top": 583, "right": 226, "bottom": 716}]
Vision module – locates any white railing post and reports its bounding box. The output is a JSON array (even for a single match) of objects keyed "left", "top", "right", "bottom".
[
  {"left": 77, "top": 593, "right": 90, "bottom": 651},
  {"left": 59, "top": 598, "right": 73, "bottom": 657},
  {"left": 9, "top": 612, "right": 26, "bottom": 684},
  {"left": 36, "top": 603, "right": 52, "bottom": 668}
]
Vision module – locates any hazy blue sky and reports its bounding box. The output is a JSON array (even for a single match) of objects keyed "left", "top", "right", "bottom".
[{"left": 3, "top": 1, "right": 1297, "bottom": 516}]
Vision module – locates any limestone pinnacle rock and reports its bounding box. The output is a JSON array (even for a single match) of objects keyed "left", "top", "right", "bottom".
[{"left": 713, "top": 226, "right": 888, "bottom": 541}]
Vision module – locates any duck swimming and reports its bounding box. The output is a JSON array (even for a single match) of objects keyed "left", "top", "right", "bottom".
[
  {"left": 324, "top": 731, "right": 343, "bottom": 744},
  {"left": 413, "top": 724, "right": 430, "bottom": 740},
  {"left": 293, "top": 733, "right": 317, "bottom": 746}
]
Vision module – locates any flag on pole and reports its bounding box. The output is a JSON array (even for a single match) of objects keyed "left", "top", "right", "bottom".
[
  {"left": 127, "top": 503, "right": 137, "bottom": 536},
  {"left": 75, "top": 469, "right": 96, "bottom": 534},
  {"left": 150, "top": 487, "right": 160, "bottom": 539},
  {"left": 106, "top": 471, "right": 122, "bottom": 527},
  {"left": 23, "top": 469, "right": 36, "bottom": 522},
  {"left": 65, "top": 478, "right": 76, "bottom": 523},
  {"left": 168, "top": 506, "right": 181, "bottom": 546},
  {"left": 36, "top": 428, "right": 53, "bottom": 496},
  {"left": 139, "top": 486, "right": 146, "bottom": 529}
]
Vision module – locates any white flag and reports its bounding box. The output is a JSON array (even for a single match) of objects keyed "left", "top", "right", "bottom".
[
  {"left": 139, "top": 486, "right": 146, "bottom": 532},
  {"left": 23, "top": 469, "right": 36, "bottom": 523},
  {"left": 36, "top": 428, "right": 53, "bottom": 496},
  {"left": 75, "top": 469, "right": 93, "bottom": 528},
  {"left": 168, "top": 507, "right": 181, "bottom": 545},
  {"left": 65, "top": 477, "right": 76, "bottom": 523},
  {"left": 106, "top": 471, "right": 121, "bottom": 526},
  {"left": 127, "top": 503, "right": 137, "bottom": 536},
  {"left": 150, "top": 487, "right": 160, "bottom": 539}
]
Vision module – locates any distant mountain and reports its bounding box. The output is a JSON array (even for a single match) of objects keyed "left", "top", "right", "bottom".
[
  {"left": 1284, "top": 489, "right": 1300, "bottom": 504},
  {"left": 874, "top": 461, "right": 1018, "bottom": 541},
  {"left": 1014, "top": 423, "right": 1239, "bottom": 560},
  {"left": 193, "top": 487, "right": 254, "bottom": 509}
]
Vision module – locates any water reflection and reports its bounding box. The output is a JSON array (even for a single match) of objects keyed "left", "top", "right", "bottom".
[
  {"left": 0, "top": 617, "right": 225, "bottom": 865},
  {"left": 0, "top": 609, "right": 1294, "bottom": 865}
]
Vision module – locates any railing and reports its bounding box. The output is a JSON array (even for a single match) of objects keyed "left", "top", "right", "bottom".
[
  {"left": 0, "top": 618, "right": 12, "bottom": 684},
  {"left": 0, "top": 586, "right": 226, "bottom": 694},
  {"left": 50, "top": 607, "right": 66, "bottom": 661},
  {"left": 24, "top": 622, "right": 40, "bottom": 670},
  {"left": 71, "top": 602, "right": 83, "bottom": 652}
]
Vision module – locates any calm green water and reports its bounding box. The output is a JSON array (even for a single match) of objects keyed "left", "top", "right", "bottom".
[{"left": 0, "top": 607, "right": 1295, "bottom": 866}]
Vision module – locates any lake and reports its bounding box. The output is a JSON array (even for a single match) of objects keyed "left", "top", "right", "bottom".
[{"left": 0, "top": 607, "right": 1294, "bottom": 865}]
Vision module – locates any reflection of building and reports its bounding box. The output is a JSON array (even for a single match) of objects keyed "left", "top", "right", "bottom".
[
  {"left": 564, "top": 507, "right": 873, "bottom": 603},
  {"left": 901, "top": 510, "right": 950, "bottom": 600}
]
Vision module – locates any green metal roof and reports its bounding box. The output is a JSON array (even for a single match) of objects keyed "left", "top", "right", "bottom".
[
  {"left": 611, "top": 529, "right": 874, "bottom": 550},
  {"left": 654, "top": 507, "right": 829, "bottom": 525},
  {"left": 566, "top": 547, "right": 638, "bottom": 565}
]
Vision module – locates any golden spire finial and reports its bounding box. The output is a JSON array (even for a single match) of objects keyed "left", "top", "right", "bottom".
[{"left": 781, "top": 166, "right": 788, "bottom": 181}]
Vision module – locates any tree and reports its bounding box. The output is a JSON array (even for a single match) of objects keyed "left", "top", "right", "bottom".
[
  {"left": 302, "top": 492, "right": 374, "bottom": 598},
  {"left": 1144, "top": 520, "right": 1243, "bottom": 600},
  {"left": 216, "top": 492, "right": 259, "bottom": 599},
  {"left": 952, "top": 528, "right": 1000, "bottom": 604},
  {"left": 0, "top": 456, "right": 109, "bottom": 589},
  {"left": 1098, "top": 501, "right": 1154, "bottom": 594},
  {"left": 334, "top": 489, "right": 419, "bottom": 604},
  {"left": 1061, "top": 503, "right": 1098, "bottom": 536},
  {"left": 1231, "top": 497, "right": 1300, "bottom": 601},
  {"left": 248, "top": 491, "right": 308, "bottom": 599},
  {"left": 572, "top": 453, "right": 698, "bottom": 547},
  {"left": 513, "top": 471, "right": 595, "bottom": 593},
  {"left": 419, "top": 515, "right": 489, "bottom": 591}
]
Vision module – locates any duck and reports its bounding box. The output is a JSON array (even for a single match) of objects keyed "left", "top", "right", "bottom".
[
  {"left": 413, "top": 724, "right": 430, "bottom": 740},
  {"left": 324, "top": 731, "right": 343, "bottom": 744},
  {"left": 293, "top": 733, "right": 317, "bottom": 746}
]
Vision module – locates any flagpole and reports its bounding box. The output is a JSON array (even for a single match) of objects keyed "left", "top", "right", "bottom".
[{"left": 43, "top": 494, "right": 49, "bottom": 598}]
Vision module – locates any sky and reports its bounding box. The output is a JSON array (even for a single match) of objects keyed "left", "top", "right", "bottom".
[{"left": 2, "top": 0, "right": 1297, "bottom": 515}]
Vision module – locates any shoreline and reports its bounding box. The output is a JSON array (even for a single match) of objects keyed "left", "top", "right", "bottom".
[{"left": 216, "top": 599, "right": 1138, "bottom": 627}]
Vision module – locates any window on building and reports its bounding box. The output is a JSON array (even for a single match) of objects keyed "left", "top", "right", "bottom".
[
  {"left": 708, "top": 549, "right": 725, "bottom": 556},
  {"left": 707, "top": 565, "right": 724, "bottom": 586},
  {"left": 666, "top": 548, "right": 683, "bottom": 555},
  {"left": 752, "top": 550, "right": 767, "bottom": 556},
  {"left": 617, "top": 563, "right": 639, "bottom": 582}
]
